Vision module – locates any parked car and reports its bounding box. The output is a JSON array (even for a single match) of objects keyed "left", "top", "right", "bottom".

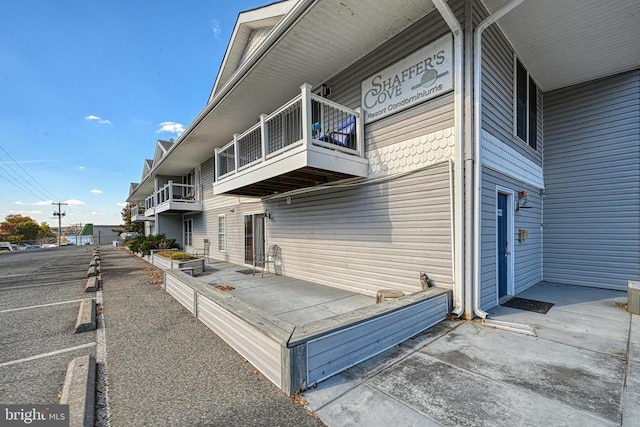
[{"left": 0, "top": 242, "right": 14, "bottom": 253}]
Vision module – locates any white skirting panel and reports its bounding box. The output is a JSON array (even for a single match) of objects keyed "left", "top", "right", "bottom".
[
  {"left": 165, "top": 274, "right": 195, "bottom": 314},
  {"left": 197, "top": 294, "right": 282, "bottom": 387}
]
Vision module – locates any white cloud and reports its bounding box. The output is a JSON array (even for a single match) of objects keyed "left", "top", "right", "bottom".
[
  {"left": 90, "top": 189, "right": 103, "bottom": 194},
  {"left": 85, "top": 115, "right": 112, "bottom": 126},
  {"left": 65, "top": 199, "right": 85, "bottom": 205},
  {"left": 13, "top": 201, "right": 28, "bottom": 205},
  {"left": 212, "top": 19, "right": 221, "bottom": 39},
  {"left": 78, "top": 166, "right": 86, "bottom": 170},
  {"left": 116, "top": 202, "right": 127, "bottom": 207},
  {"left": 9, "top": 210, "right": 42, "bottom": 215},
  {"left": 156, "top": 121, "right": 185, "bottom": 135},
  {"left": 90, "top": 211, "right": 106, "bottom": 216},
  {"left": 33, "top": 200, "right": 55, "bottom": 206}
]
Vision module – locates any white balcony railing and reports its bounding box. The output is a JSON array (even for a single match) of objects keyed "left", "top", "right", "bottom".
[
  {"left": 145, "top": 195, "right": 155, "bottom": 210},
  {"left": 215, "top": 84, "right": 364, "bottom": 181},
  {"left": 131, "top": 204, "right": 145, "bottom": 217},
  {"left": 141, "top": 182, "right": 201, "bottom": 216},
  {"left": 155, "top": 182, "right": 200, "bottom": 205}
]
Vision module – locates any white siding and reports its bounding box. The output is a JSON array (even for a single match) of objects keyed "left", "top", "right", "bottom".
[
  {"left": 266, "top": 164, "right": 453, "bottom": 296},
  {"left": 543, "top": 71, "right": 640, "bottom": 290}
]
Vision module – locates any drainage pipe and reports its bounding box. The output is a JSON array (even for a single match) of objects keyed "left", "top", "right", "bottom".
[
  {"left": 433, "top": 0, "right": 464, "bottom": 316},
  {"left": 473, "top": 0, "right": 526, "bottom": 318}
]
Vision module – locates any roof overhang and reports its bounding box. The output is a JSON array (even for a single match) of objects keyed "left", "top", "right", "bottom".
[{"left": 482, "top": 0, "right": 640, "bottom": 91}]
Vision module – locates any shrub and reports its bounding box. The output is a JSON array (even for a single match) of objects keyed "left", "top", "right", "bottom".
[
  {"left": 125, "top": 233, "right": 180, "bottom": 256},
  {"left": 156, "top": 251, "right": 197, "bottom": 261}
]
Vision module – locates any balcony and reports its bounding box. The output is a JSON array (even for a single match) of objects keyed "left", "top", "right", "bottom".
[
  {"left": 143, "top": 182, "right": 203, "bottom": 217},
  {"left": 213, "top": 84, "right": 369, "bottom": 197},
  {"left": 131, "top": 204, "right": 146, "bottom": 222}
]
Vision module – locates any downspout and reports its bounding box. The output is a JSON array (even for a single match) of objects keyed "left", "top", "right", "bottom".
[
  {"left": 473, "top": 0, "right": 526, "bottom": 318},
  {"left": 432, "top": 0, "right": 464, "bottom": 316}
]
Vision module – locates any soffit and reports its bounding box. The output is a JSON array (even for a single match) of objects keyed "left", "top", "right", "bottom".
[{"left": 482, "top": 0, "right": 640, "bottom": 91}]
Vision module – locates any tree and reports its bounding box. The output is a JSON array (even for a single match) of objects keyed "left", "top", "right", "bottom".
[
  {"left": 0, "top": 214, "right": 56, "bottom": 243},
  {"left": 121, "top": 203, "right": 145, "bottom": 234}
]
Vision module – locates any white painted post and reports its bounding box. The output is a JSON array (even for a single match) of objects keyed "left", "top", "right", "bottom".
[
  {"left": 233, "top": 133, "right": 240, "bottom": 172},
  {"left": 214, "top": 148, "right": 219, "bottom": 181},
  {"left": 300, "top": 83, "right": 313, "bottom": 148},
  {"left": 354, "top": 107, "right": 365, "bottom": 157},
  {"left": 168, "top": 180, "right": 173, "bottom": 202},
  {"left": 260, "top": 113, "right": 268, "bottom": 159}
]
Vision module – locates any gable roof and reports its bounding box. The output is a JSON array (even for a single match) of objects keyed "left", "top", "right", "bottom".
[
  {"left": 208, "top": 0, "right": 296, "bottom": 103},
  {"left": 152, "top": 139, "right": 174, "bottom": 167}
]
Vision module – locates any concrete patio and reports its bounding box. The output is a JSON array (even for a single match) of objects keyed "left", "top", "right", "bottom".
[
  {"left": 303, "top": 282, "right": 639, "bottom": 426},
  {"left": 193, "top": 260, "right": 375, "bottom": 324},
  {"left": 164, "top": 260, "right": 450, "bottom": 394}
]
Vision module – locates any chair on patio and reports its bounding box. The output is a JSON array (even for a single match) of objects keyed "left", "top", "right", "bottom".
[
  {"left": 317, "top": 115, "right": 356, "bottom": 148},
  {"left": 253, "top": 244, "right": 280, "bottom": 278},
  {"left": 192, "top": 239, "right": 210, "bottom": 263}
]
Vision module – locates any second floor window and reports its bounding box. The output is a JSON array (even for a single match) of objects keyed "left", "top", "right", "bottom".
[{"left": 515, "top": 58, "right": 538, "bottom": 151}]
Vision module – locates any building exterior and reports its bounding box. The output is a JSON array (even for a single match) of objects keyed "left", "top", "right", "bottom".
[{"left": 128, "top": 0, "right": 639, "bottom": 322}]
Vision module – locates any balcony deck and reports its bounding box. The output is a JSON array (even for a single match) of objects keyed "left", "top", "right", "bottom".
[
  {"left": 143, "top": 182, "right": 202, "bottom": 216},
  {"left": 213, "top": 84, "right": 369, "bottom": 197}
]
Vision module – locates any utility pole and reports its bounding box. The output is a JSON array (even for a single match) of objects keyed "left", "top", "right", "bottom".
[{"left": 52, "top": 202, "right": 67, "bottom": 247}]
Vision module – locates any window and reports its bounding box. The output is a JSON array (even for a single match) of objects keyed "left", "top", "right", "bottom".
[
  {"left": 184, "top": 219, "right": 193, "bottom": 247},
  {"left": 515, "top": 58, "right": 538, "bottom": 150},
  {"left": 217, "top": 215, "right": 226, "bottom": 252}
]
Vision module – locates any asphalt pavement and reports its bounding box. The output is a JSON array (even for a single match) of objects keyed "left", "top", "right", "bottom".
[{"left": 0, "top": 246, "right": 97, "bottom": 404}]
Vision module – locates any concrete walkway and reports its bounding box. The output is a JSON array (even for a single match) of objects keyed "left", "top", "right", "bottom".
[{"left": 304, "top": 282, "right": 639, "bottom": 426}]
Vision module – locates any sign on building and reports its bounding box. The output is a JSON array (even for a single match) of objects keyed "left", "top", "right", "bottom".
[{"left": 361, "top": 35, "right": 453, "bottom": 124}]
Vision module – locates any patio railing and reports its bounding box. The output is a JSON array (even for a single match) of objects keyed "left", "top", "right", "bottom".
[{"left": 215, "top": 84, "right": 363, "bottom": 181}]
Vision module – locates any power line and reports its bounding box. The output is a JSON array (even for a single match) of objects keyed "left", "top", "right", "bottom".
[
  {"left": 0, "top": 165, "right": 49, "bottom": 202},
  {"left": 0, "top": 144, "right": 59, "bottom": 201}
]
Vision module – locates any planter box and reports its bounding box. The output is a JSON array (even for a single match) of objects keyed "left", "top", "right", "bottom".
[{"left": 151, "top": 251, "right": 205, "bottom": 275}]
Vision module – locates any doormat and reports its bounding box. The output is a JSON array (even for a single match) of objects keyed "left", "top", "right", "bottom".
[
  {"left": 501, "top": 297, "right": 554, "bottom": 314},
  {"left": 236, "top": 269, "right": 255, "bottom": 275}
]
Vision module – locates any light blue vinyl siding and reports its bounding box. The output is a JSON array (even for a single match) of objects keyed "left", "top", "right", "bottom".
[{"left": 543, "top": 70, "right": 640, "bottom": 290}]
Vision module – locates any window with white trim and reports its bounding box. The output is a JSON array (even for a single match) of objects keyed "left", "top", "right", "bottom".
[
  {"left": 217, "top": 215, "right": 226, "bottom": 252},
  {"left": 515, "top": 58, "right": 538, "bottom": 151},
  {"left": 184, "top": 218, "right": 193, "bottom": 247}
]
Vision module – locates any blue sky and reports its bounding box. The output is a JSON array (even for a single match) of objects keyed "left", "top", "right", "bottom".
[{"left": 0, "top": 0, "right": 269, "bottom": 228}]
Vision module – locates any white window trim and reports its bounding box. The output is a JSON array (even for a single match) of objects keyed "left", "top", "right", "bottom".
[
  {"left": 217, "top": 214, "right": 226, "bottom": 252},
  {"left": 184, "top": 218, "right": 193, "bottom": 248}
]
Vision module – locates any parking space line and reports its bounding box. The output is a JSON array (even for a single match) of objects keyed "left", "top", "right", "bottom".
[
  {"left": 0, "top": 343, "right": 96, "bottom": 368},
  {"left": 0, "top": 280, "right": 84, "bottom": 292},
  {"left": 0, "top": 298, "right": 95, "bottom": 314}
]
